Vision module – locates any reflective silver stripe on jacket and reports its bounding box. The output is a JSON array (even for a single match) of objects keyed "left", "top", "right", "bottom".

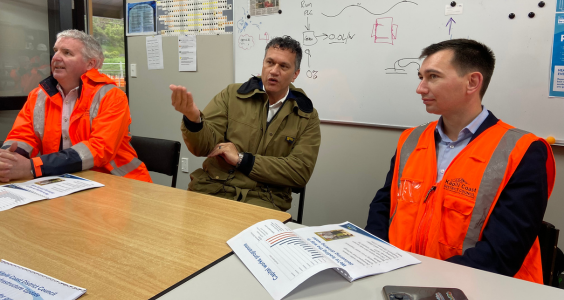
[
  {"left": 462, "top": 128, "right": 528, "bottom": 252},
  {"left": 390, "top": 124, "right": 428, "bottom": 225},
  {"left": 110, "top": 158, "right": 142, "bottom": 177},
  {"left": 2, "top": 140, "right": 34, "bottom": 156},
  {"left": 71, "top": 142, "right": 95, "bottom": 170},
  {"left": 33, "top": 89, "right": 47, "bottom": 140},
  {"left": 90, "top": 84, "right": 116, "bottom": 125}
]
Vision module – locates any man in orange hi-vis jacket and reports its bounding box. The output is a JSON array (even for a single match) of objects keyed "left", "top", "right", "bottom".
[
  {"left": 0, "top": 30, "right": 151, "bottom": 183},
  {"left": 366, "top": 39, "right": 555, "bottom": 284}
]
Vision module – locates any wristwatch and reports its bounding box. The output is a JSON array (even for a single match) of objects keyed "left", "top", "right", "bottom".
[{"left": 236, "top": 152, "right": 244, "bottom": 168}]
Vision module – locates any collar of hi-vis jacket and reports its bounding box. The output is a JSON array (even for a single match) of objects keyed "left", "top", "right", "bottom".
[
  {"left": 236, "top": 76, "right": 314, "bottom": 116},
  {"left": 39, "top": 69, "right": 115, "bottom": 101}
]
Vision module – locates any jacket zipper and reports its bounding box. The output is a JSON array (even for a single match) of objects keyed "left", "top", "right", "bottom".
[{"left": 415, "top": 185, "right": 436, "bottom": 254}]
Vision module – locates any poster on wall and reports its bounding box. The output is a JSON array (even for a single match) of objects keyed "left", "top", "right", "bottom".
[
  {"left": 550, "top": 3, "right": 564, "bottom": 97},
  {"left": 126, "top": 1, "right": 157, "bottom": 36},
  {"left": 250, "top": 0, "right": 280, "bottom": 16},
  {"left": 157, "top": 0, "right": 234, "bottom": 36}
]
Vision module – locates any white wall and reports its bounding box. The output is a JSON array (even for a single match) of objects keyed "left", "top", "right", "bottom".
[{"left": 123, "top": 31, "right": 564, "bottom": 249}]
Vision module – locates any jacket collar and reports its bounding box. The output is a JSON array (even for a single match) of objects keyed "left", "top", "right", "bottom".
[
  {"left": 39, "top": 69, "right": 113, "bottom": 98},
  {"left": 236, "top": 76, "right": 314, "bottom": 113},
  {"left": 433, "top": 110, "right": 499, "bottom": 144},
  {"left": 469, "top": 110, "right": 498, "bottom": 143}
]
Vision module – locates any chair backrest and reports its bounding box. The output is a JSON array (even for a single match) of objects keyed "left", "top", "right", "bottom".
[
  {"left": 130, "top": 136, "right": 181, "bottom": 188},
  {"left": 538, "top": 221, "right": 560, "bottom": 286},
  {"left": 292, "top": 186, "right": 306, "bottom": 224}
]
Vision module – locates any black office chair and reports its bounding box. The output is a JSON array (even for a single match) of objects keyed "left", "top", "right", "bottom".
[
  {"left": 538, "top": 221, "right": 560, "bottom": 286},
  {"left": 292, "top": 186, "right": 306, "bottom": 224},
  {"left": 130, "top": 136, "right": 181, "bottom": 188}
]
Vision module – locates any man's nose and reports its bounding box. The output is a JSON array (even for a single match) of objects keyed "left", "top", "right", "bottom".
[
  {"left": 52, "top": 52, "right": 61, "bottom": 62},
  {"left": 270, "top": 64, "right": 280, "bottom": 74},
  {"left": 416, "top": 80, "right": 427, "bottom": 94}
]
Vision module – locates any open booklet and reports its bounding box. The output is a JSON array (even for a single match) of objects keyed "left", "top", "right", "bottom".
[
  {"left": 0, "top": 174, "right": 104, "bottom": 212},
  {"left": 227, "top": 220, "right": 421, "bottom": 300}
]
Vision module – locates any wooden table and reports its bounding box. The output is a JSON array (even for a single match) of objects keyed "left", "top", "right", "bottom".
[{"left": 0, "top": 171, "right": 291, "bottom": 299}]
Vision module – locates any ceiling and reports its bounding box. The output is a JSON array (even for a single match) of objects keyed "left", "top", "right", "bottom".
[{"left": 92, "top": 0, "right": 123, "bottom": 19}]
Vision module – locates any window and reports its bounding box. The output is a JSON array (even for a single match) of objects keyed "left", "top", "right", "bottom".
[
  {"left": 0, "top": 0, "right": 50, "bottom": 98},
  {"left": 91, "top": 0, "right": 126, "bottom": 91}
]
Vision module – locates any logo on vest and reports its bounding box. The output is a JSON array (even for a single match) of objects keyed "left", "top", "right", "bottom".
[{"left": 443, "top": 177, "right": 477, "bottom": 199}]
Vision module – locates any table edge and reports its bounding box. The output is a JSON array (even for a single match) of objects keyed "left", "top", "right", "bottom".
[{"left": 151, "top": 217, "right": 292, "bottom": 299}]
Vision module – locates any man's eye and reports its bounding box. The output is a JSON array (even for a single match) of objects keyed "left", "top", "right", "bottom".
[{"left": 430, "top": 74, "right": 438, "bottom": 79}]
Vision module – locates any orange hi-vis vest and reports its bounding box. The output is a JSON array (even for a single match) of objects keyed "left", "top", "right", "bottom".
[
  {"left": 389, "top": 120, "right": 555, "bottom": 284},
  {"left": 5, "top": 69, "right": 152, "bottom": 182}
]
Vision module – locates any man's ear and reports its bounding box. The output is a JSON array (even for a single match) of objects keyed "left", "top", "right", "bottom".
[
  {"left": 292, "top": 69, "right": 300, "bottom": 82},
  {"left": 467, "top": 72, "right": 483, "bottom": 96},
  {"left": 86, "top": 58, "right": 97, "bottom": 70}
]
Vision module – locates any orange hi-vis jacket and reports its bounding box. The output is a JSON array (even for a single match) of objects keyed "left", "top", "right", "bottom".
[
  {"left": 3, "top": 69, "right": 152, "bottom": 182},
  {"left": 390, "top": 120, "right": 555, "bottom": 284}
]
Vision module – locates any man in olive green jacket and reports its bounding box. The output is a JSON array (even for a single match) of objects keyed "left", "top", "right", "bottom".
[{"left": 170, "top": 36, "right": 321, "bottom": 211}]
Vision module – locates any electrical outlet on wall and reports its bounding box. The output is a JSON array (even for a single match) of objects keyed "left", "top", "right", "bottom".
[
  {"left": 181, "top": 158, "right": 189, "bottom": 173},
  {"left": 130, "top": 64, "right": 137, "bottom": 77}
]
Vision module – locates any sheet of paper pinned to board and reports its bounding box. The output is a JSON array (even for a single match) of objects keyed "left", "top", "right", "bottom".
[
  {"left": 126, "top": 1, "right": 157, "bottom": 36},
  {"left": 250, "top": 0, "right": 281, "bottom": 16},
  {"left": 146, "top": 35, "right": 164, "bottom": 70},
  {"left": 179, "top": 35, "right": 197, "bottom": 72}
]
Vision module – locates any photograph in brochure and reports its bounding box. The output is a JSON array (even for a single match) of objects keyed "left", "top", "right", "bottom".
[
  {"left": 227, "top": 220, "right": 421, "bottom": 300},
  {"left": 11, "top": 174, "right": 104, "bottom": 199},
  {"left": 0, "top": 174, "right": 104, "bottom": 212}
]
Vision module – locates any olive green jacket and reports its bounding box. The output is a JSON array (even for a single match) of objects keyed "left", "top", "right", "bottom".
[{"left": 181, "top": 77, "right": 321, "bottom": 211}]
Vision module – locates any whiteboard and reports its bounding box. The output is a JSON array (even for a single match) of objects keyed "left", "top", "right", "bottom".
[{"left": 233, "top": 0, "right": 564, "bottom": 139}]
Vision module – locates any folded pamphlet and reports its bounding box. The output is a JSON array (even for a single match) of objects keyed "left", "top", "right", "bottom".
[
  {"left": 227, "top": 220, "right": 421, "bottom": 300},
  {"left": 0, "top": 174, "right": 104, "bottom": 211}
]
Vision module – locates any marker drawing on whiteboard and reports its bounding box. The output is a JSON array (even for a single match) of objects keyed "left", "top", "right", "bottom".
[
  {"left": 372, "top": 17, "right": 398, "bottom": 45},
  {"left": 238, "top": 34, "right": 254, "bottom": 50},
  {"left": 321, "top": 1, "right": 418, "bottom": 18},
  {"left": 237, "top": 7, "right": 249, "bottom": 33},
  {"left": 385, "top": 58, "right": 420, "bottom": 75},
  {"left": 446, "top": 17, "right": 456, "bottom": 35},
  {"left": 259, "top": 32, "right": 270, "bottom": 42}
]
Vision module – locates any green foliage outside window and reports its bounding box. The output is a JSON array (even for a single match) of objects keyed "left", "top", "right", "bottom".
[{"left": 93, "top": 16, "right": 125, "bottom": 72}]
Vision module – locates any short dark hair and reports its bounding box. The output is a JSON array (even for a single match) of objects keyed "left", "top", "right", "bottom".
[
  {"left": 420, "top": 39, "right": 495, "bottom": 99},
  {"left": 265, "top": 36, "right": 302, "bottom": 71}
]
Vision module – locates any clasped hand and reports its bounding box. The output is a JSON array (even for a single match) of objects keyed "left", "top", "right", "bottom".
[
  {"left": 0, "top": 142, "right": 33, "bottom": 182},
  {"left": 208, "top": 142, "right": 239, "bottom": 166}
]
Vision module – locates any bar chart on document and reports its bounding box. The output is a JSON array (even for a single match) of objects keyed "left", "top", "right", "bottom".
[{"left": 251, "top": 221, "right": 329, "bottom": 280}]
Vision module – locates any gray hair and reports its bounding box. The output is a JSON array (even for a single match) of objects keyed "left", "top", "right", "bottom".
[
  {"left": 56, "top": 29, "right": 104, "bottom": 68},
  {"left": 265, "top": 36, "right": 302, "bottom": 71}
]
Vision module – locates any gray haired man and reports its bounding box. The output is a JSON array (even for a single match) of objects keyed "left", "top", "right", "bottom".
[{"left": 0, "top": 30, "right": 152, "bottom": 182}]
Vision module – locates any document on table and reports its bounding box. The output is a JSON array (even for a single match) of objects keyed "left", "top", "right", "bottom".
[
  {"left": 0, "top": 174, "right": 104, "bottom": 211},
  {"left": 178, "top": 35, "right": 196, "bottom": 71},
  {"left": 146, "top": 35, "right": 164, "bottom": 69},
  {"left": 0, "top": 260, "right": 86, "bottom": 300},
  {"left": 228, "top": 220, "right": 420, "bottom": 300}
]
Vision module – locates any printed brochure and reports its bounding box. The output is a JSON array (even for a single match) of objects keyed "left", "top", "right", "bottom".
[{"left": 227, "top": 220, "right": 421, "bottom": 300}]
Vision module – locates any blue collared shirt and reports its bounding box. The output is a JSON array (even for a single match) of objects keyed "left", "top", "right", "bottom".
[{"left": 435, "top": 106, "right": 490, "bottom": 182}]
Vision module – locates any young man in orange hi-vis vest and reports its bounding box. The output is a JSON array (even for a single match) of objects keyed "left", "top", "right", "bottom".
[
  {"left": 0, "top": 30, "right": 151, "bottom": 183},
  {"left": 365, "top": 39, "right": 555, "bottom": 284}
]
